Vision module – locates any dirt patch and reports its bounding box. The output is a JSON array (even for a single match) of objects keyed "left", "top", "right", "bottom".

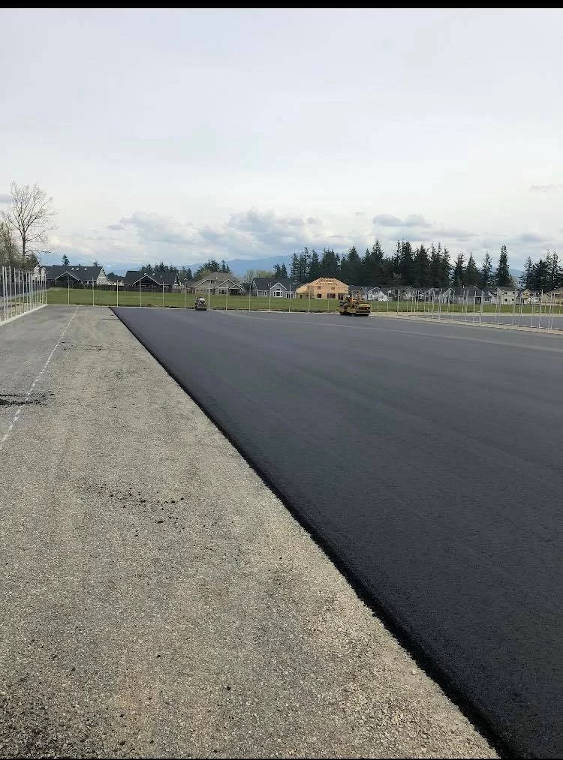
[
  {"left": 60, "top": 342, "right": 104, "bottom": 352},
  {"left": 0, "top": 392, "right": 54, "bottom": 407}
]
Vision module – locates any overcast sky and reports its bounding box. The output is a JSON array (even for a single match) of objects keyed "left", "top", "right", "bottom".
[{"left": 1, "top": 8, "right": 562, "bottom": 272}]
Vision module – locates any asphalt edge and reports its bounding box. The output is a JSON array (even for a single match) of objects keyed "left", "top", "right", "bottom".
[{"left": 110, "top": 306, "right": 516, "bottom": 760}]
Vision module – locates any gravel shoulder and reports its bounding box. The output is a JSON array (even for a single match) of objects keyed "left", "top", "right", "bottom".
[{"left": 0, "top": 306, "right": 497, "bottom": 758}]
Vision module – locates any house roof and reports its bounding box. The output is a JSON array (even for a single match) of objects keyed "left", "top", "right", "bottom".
[
  {"left": 193, "top": 274, "right": 242, "bottom": 288},
  {"left": 47, "top": 265, "right": 103, "bottom": 282},
  {"left": 106, "top": 272, "right": 123, "bottom": 282},
  {"left": 296, "top": 277, "right": 349, "bottom": 292},
  {"left": 123, "top": 270, "right": 179, "bottom": 286},
  {"left": 252, "top": 277, "right": 297, "bottom": 291}
]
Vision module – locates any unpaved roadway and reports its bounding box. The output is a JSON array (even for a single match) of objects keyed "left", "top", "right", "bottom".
[{"left": 0, "top": 306, "right": 497, "bottom": 758}]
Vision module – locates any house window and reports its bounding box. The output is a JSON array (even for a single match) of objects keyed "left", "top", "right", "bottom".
[{"left": 273, "top": 290, "right": 283, "bottom": 297}]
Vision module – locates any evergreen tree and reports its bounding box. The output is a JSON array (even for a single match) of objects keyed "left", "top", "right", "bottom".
[
  {"left": 298, "top": 248, "right": 309, "bottom": 282},
  {"left": 439, "top": 247, "right": 452, "bottom": 288},
  {"left": 520, "top": 257, "right": 533, "bottom": 289},
  {"left": 220, "top": 259, "right": 231, "bottom": 273},
  {"left": 273, "top": 264, "right": 281, "bottom": 278},
  {"left": 363, "top": 240, "right": 385, "bottom": 284},
  {"left": 398, "top": 241, "right": 414, "bottom": 285},
  {"left": 479, "top": 253, "right": 493, "bottom": 290},
  {"left": 546, "top": 251, "right": 563, "bottom": 290},
  {"left": 280, "top": 263, "right": 288, "bottom": 279},
  {"left": 412, "top": 245, "right": 430, "bottom": 287},
  {"left": 320, "top": 248, "right": 340, "bottom": 278},
  {"left": 390, "top": 242, "right": 402, "bottom": 285},
  {"left": 308, "top": 250, "right": 320, "bottom": 280},
  {"left": 494, "top": 245, "right": 513, "bottom": 287},
  {"left": 428, "top": 244, "right": 442, "bottom": 288},
  {"left": 452, "top": 254, "right": 465, "bottom": 288},
  {"left": 342, "top": 246, "right": 361, "bottom": 284},
  {"left": 62, "top": 254, "right": 69, "bottom": 266},
  {"left": 464, "top": 254, "right": 480, "bottom": 287},
  {"left": 194, "top": 259, "right": 220, "bottom": 279},
  {"left": 531, "top": 259, "right": 550, "bottom": 292},
  {"left": 290, "top": 252, "right": 300, "bottom": 281}
]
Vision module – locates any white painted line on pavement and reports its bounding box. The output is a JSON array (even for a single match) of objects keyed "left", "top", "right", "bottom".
[{"left": 0, "top": 308, "right": 78, "bottom": 451}]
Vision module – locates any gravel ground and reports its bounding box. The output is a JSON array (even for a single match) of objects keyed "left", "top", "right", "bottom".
[{"left": 0, "top": 306, "right": 497, "bottom": 758}]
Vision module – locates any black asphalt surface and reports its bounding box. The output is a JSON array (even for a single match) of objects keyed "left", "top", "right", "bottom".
[{"left": 114, "top": 307, "right": 563, "bottom": 758}]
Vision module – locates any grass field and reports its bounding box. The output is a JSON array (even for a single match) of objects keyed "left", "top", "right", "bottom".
[{"left": 45, "top": 287, "right": 563, "bottom": 316}]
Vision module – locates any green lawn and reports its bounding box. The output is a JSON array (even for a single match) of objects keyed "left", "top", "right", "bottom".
[
  {"left": 46, "top": 288, "right": 344, "bottom": 312},
  {"left": 45, "top": 288, "right": 561, "bottom": 315}
]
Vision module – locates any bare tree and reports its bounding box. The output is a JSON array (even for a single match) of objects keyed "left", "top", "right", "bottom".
[{"left": 2, "top": 182, "right": 55, "bottom": 258}]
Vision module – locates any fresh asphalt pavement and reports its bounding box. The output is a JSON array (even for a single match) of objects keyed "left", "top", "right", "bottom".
[{"left": 115, "top": 307, "right": 563, "bottom": 759}]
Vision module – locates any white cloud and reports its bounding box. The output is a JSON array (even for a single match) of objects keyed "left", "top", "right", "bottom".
[
  {"left": 373, "top": 213, "right": 431, "bottom": 229},
  {"left": 372, "top": 214, "right": 403, "bottom": 227},
  {"left": 514, "top": 232, "right": 549, "bottom": 243},
  {"left": 529, "top": 184, "right": 563, "bottom": 193},
  {"left": 431, "top": 228, "right": 476, "bottom": 241}
]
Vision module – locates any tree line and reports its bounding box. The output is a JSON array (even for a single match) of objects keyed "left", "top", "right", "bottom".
[
  {"left": 138, "top": 258, "right": 231, "bottom": 282},
  {"left": 283, "top": 242, "right": 563, "bottom": 291},
  {"left": 520, "top": 253, "right": 563, "bottom": 292}
]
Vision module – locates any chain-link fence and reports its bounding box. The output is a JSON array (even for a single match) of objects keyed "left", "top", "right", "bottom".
[
  {"left": 386, "top": 288, "right": 563, "bottom": 332},
  {"left": 1, "top": 266, "right": 47, "bottom": 325}
]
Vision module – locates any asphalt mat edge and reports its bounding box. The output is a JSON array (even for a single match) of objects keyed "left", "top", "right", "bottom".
[{"left": 111, "top": 306, "right": 517, "bottom": 759}]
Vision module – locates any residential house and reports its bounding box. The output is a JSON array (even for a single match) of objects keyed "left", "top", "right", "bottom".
[
  {"left": 123, "top": 270, "right": 181, "bottom": 291},
  {"left": 488, "top": 287, "right": 519, "bottom": 304},
  {"left": 542, "top": 286, "right": 563, "bottom": 304},
  {"left": 296, "top": 277, "right": 349, "bottom": 300},
  {"left": 106, "top": 272, "right": 125, "bottom": 286},
  {"left": 450, "top": 287, "right": 496, "bottom": 305},
  {"left": 349, "top": 285, "right": 389, "bottom": 301},
  {"left": 189, "top": 273, "right": 244, "bottom": 296},
  {"left": 46, "top": 264, "right": 110, "bottom": 288},
  {"left": 251, "top": 277, "right": 297, "bottom": 298}
]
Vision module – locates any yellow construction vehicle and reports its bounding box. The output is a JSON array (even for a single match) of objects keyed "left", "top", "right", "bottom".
[{"left": 339, "top": 294, "right": 371, "bottom": 316}]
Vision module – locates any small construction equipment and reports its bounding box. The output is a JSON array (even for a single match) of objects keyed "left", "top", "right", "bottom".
[
  {"left": 339, "top": 294, "right": 371, "bottom": 316},
  {"left": 194, "top": 297, "right": 207, "bottom": 311}
]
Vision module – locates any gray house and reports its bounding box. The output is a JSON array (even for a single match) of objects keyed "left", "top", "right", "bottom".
[{"left": 250, "top": 277, "right": 297, "bottom": 298}]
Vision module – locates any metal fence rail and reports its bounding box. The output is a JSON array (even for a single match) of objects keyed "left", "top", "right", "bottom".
[
  {"left": 392, "top": 288, "right": 563, "bottom": 333},
  {"left": 1, "top": 266, "right": 47, "bottom": 325}
]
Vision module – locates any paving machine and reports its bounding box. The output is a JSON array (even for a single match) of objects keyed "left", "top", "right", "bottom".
[
  {"left": 194, "top": 297, "right": 207, "bottom": 311},
  {"left": 339, "top": 294, "right": 371, "bottom": 316}
]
